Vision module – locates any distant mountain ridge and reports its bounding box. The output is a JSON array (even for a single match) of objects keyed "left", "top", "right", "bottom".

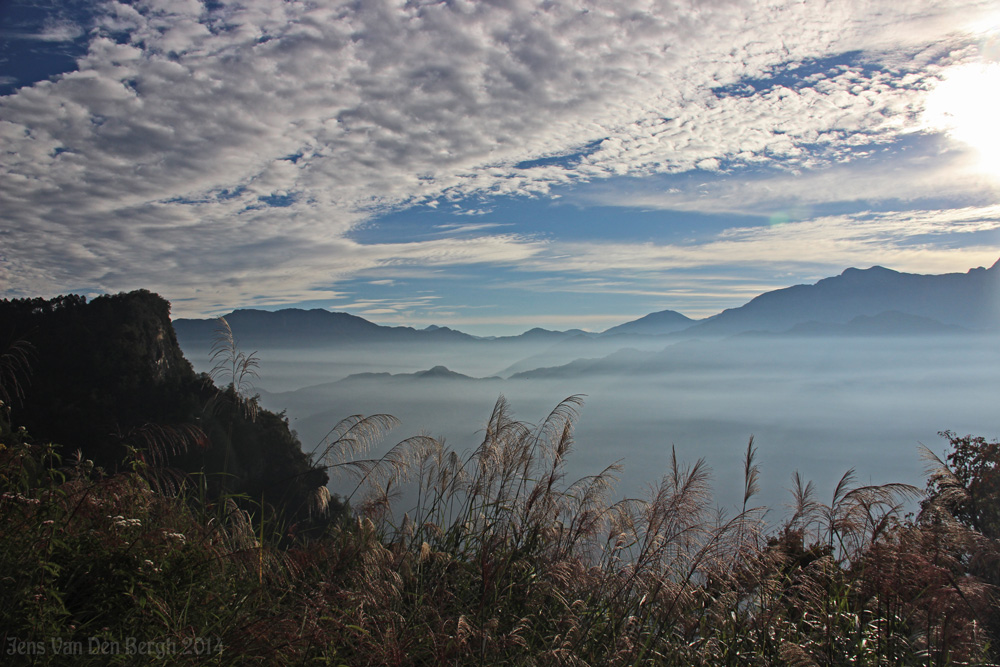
[
  {"left": 255, "top": 365, "right": 499, "bottom": 414},
  {"left": 173, "top": 307, "right": 480, "bottom": 346},
  {"left": 681, "top": 260, "right": 1000, "bottom": 336},
  {"left": 173, "top": 306, "right": 595, "bottom": 350},
  {"left": 601, "top": 309, "right": 696, "bottom": 336},
  {"left": 174, "top": 259, "right": 1000, "bottom": 346},
  {"left": 605, "top": 259, "right": 1000, "bottom": 338},
  {"left": 782, "top": 311, "right": 970, "bottom": 337}
]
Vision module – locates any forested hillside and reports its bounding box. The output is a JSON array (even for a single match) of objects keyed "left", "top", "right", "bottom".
[{"left": 0, "top": 291, "right": 328, "bottom": 524}]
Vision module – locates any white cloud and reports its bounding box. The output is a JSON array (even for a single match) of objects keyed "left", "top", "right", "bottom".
[
  {"left": 2, "top": 0, "right": 999, "bottom": 314},
  {"left": 585, "top": 143, "right": 1000, "bottom": 216},
  {"left": 526, "top": 205, "right": 1000, "bottom": 277},
  {"left": 433, "top": 222, "right": 512, "bottom": 234},
  {"left": 1, "top": 19, "right": 85, "bottom": 43}
]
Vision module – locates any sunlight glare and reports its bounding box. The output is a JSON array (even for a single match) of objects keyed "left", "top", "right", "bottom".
[{"left": 923, "top": 62, "right": 1000, "bottom": 178}]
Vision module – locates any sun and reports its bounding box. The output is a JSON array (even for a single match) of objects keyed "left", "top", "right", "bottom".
[{"left": 923, "top": 62, "right": 1000, "bottom": 178}]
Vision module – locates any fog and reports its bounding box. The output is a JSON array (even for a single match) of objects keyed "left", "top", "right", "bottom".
[{"left": 181, "top": 333, "right": 1000, "bottom": 517}]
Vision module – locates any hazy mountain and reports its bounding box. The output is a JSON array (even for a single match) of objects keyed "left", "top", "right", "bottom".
[
  {"left": 676, "top": 260, "right": 1000, "bottom": 337},
  {"left": 257, "top": 365, "right": 500, "bottom": 425},
  {"left": 781, "top": 311, "right": 970, "bottom": 337},
  {"left": 601, "top": 309, "right": 697, "bottom": 336},
  {"left": 261, "top": 364, "right": 494, "bottom": 395},
  {"left": 413, "top": 365, "right": 485, "bottom": 380},
  {"left": 508, "top": 347, "right": 658, "bottom": 380},
  {"left": 494, "top": 333, "right": 675, "bottom": 377},
  {"left": 173, "top": 310, "right": 592, "bottom": 349},
  {"left": 470, "top": 327, "right": 593, "bottom": 342},
  {"left": 174, "top": 260, "right": 1000, "bottom": 358},
  {"left": 173, "top": 308, "right": 479, "bottom": 347}
]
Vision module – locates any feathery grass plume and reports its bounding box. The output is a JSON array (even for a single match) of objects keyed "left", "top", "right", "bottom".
[
  {"left": 411, "top": 445, "right": 469, "bottom": 539},
  {"left": 742, "top": 435, "right": 760, "bottom": 514},
  {"left": 920, "top": 443, "right": 970, "bottom": 512},
  {"left": 206, "top": 496, "right": 298, "bottom": 593},
  {"left": 734, "top": 435, "right": 766, "bottom": 569},
  {"left": 464, "top": 394, "right": 531, "bottom": 510},
  {"left": 780, "top": 641, "right": 822, "bottom": 667},
  {"left": 117, "top": 422, "right": 205, "bottom": 466},
  {"left": 838, "top": 480, "right": 920, "bottom": 558},
  {"left": 111, "top": 422, "right": 209, "bottom": 499},
  {"left": 556, "top": 461, "right": 623, "bottom": 560},
  {"left": 311, "top": 413, "right": 400, "bottom": 469},
  {"left": 824, "top": 468, "right": 858, "bottom": 551},
  {"left": 816, "top": 467, "right": 920, "bottom": 563},
  {"left": 855, "top": 519, "right": 981, "bottom": 664},
  {"left": 787, "top": 470, "right": 821, "bottom": 535},
  {"left": 0, "top": 337, "right": 33, "bottom": 408},
  {"left": 575, "top": 448, "right": 719, "bottom": 657},
  {"left": 310, "top": 485, "right": 331, "bottom": 518},
  {"left": 342, "top": 434, "right": 441, "bottom": 506},
  {"left": 209, "top": 316, "right": 260, "bottom": 421}
]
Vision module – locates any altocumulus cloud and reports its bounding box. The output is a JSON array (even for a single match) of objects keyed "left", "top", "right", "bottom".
[{"left": 1, "top": 0, "right": 998, "bottom": 314}]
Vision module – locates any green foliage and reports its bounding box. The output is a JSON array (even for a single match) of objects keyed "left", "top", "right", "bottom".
[
  {"left": 0, "top": 433, "right": 294, "bottom": 664},
  {"left": 935, "top": 431, "right": 1000, "bottom": 539}
]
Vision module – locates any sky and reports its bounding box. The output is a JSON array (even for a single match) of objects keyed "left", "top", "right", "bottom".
[{"left": 2, "top": 0, "right": 1000, "bottom": 335}]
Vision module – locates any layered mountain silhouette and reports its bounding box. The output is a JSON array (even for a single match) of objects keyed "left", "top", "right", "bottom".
[
  {"left": 173, "top": 307, "right": 597, "bottom": 348},
  {"left": 782, "top": 311, "right": 970, "bottom": 337},
  {"left": 601, "top": 309, "right": 697, "bottom": 335},
  {"left": 173, "top": 307, "right": 479, "bottom": 347},
  {"left": 674, "top": 260, "right": 1000, "bottom": 336},
  {"left": 174, "top": 259, "right": 1000, "bottom": 349}
]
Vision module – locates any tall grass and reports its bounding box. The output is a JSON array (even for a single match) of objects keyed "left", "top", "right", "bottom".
[{"left": 1, "top": 393, "right": 996, "bottom": 665}]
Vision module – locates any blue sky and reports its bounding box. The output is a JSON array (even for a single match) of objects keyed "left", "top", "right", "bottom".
[{"left": 2, "top": 0, "right": 1000, "bottom": 335}]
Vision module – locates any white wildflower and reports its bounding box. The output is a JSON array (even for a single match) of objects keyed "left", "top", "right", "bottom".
[
  {"left": 2, "top": 491, "right": 41, "bottom": 506},
  {"left": 109, "top": 515, "right": 142, "bottom": 528}
]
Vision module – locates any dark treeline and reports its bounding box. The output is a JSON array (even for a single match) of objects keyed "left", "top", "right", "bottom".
[{"left": 0, "top": 291, "right": 331, "bottom": 527}]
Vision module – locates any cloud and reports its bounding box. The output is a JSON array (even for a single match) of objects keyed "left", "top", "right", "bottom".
[
  {"left": 2, "top": 0, "right": 999, "bottom": 314},
  {"left": 433, "top": 222, "right": 513, "bottom": 234},
  {"left": 1, "top": 19, "right": 85, "bottom": 43},
  {"left": 525, "top": 205, "right": 1000, "bottom": 278},
  {"left": 585, "top": 142, "right": 1000, "bottom": 216}
]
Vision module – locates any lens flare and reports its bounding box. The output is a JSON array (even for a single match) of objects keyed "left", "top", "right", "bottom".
[{"left": 923, "top": 62, "right": 1000, "bottom": 179}]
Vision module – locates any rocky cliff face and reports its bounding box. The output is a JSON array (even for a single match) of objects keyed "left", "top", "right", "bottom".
[{"left": 0, "top": 290, "right": 327, "bottom": 523}]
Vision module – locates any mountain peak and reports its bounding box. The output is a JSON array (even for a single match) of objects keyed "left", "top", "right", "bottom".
[
  {"left": 838, "top": 265, "right": 898, "bottom": 279},
  {"left": 680, "top": 260, "right": 1000, "bottom": 336},
  {"left": 173, "top": 308, "right": 477, "bottom": 346},
  {"left": 602, "top": 309, "right": 695, "bottom": 336},
  {"left": 415, "top": 365, "right": 471, "bottom": 379}
]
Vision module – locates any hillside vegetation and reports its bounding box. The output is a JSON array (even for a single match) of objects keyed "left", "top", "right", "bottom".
[
  {"left": 1, "top": 292, "right": 998, "bottom": 665},
  {"left": 0, "top": 291, "right": 329, "bottom": 526}
]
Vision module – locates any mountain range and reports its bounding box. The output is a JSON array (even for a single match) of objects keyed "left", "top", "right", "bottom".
[
  {"left": 674, "top": 260, "right": 1000, "bottom": 337},
  {"left": 174, "top": 259, "right": 1000, "bottom": 348}
]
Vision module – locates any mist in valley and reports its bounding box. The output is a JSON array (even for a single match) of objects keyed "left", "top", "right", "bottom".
[{"left": 180, "top": 331, "right": 999, "bottom": 517}]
